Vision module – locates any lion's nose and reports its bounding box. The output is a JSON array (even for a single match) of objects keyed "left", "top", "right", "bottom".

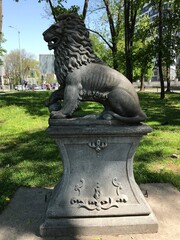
[
  {"left": 42, "top": 31, "right": 47, "bottom": 41},
  {"left": 42, "top": 30, "right": 47, "bottom": 37}
]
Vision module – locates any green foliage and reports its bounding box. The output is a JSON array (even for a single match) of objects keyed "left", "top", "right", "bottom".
[
  {"left": 90, "top": 33, "right": 113, "bottom": 67},
  {"left": 53, "top": 4, "right": 80, "bottom": 17},
  {"left": 133, "top": 15, "right": 154, "bottom": 81},
  {"left": 0, "top": 34, "right": 7, "bottom": 65},
  {"left": 149, "top": 0, "right": 180, "bottom": 68}
]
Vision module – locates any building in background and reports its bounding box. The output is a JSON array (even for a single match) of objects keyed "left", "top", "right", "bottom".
[
  {"left": 141, "top": 3, "right": 171, "bottom": 22},
  {"left": 39, "top": 54, "right": 55, "bottom": 75},
  {"left": 39, "top": 54, "right": 57, "bottom": 89}
]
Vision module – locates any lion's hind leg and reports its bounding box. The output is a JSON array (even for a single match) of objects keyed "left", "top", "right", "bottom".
[{"left": 108, "top": 88, "right": 145, "bottom": 120}]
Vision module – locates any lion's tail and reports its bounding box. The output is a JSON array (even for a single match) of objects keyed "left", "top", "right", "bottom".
[{"left": 108, "top": 111, "right": 147, "bottom": 123}]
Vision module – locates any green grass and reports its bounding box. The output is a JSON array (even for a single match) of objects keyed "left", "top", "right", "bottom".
[
  {"left": 134, "top": 92, "right": 180, "bottom": 188},
  {"left": 0, "top": 91, "right": 179, "bottom": 212}
]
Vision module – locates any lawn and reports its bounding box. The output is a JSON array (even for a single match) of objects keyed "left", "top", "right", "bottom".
[{"left": 0, "top": 91, "right": 179, "bottom": 212}]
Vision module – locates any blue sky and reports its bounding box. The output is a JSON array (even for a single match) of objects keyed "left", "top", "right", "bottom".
[{"left": 2, "top": 0, "right": 84, "bottom": 59}]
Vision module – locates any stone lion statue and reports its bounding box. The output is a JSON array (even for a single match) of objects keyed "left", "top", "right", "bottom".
[{"left": 43, "top": 13, "right": 146, "bottom": 123}]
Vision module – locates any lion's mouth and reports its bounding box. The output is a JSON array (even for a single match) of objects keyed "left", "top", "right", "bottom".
[{"left": 48, "top": 37, "right": 59, "bottom": 50}]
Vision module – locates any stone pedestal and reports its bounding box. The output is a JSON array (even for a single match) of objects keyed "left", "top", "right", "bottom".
[{"left": 40, "top": 119, "right": 158, "bottom": 237}]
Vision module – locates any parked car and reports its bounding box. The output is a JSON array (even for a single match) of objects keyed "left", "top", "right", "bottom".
[
  {"left": 33, "top": 85, "right": 41, "bottom": 90},
  {"left": 28, "top": 84, "right": 41, "bottom": 90}
]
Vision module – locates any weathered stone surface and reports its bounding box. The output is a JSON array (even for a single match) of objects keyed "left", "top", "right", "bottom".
[
  {"left": 43, "top": 14, "right": 147, "bottom": 123},
  {"left": 40, "top": 119, "right": 158, "bottom": 237}
]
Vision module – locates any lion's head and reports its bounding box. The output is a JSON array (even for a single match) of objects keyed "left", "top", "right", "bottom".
[{"left": 43, "top": 14, "right": 102, "bottom": 85}]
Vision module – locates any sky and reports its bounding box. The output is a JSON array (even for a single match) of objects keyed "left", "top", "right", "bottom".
[{"left": 2, "top": 0, "right": 85, "bottom": 60}]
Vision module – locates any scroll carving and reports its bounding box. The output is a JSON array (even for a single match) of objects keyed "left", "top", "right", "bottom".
[{"left": 70, "top": 178, "right": 128, "bottom": 211}]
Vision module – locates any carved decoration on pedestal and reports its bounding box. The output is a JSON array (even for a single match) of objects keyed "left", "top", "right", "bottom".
[
  {"left": 70, "top": 178, "right": 128, "bottom": 211},
  {"left": 74, "top": 178, "right": 84, "bottom": 196},
  {"left": 88, "top": 139, "right": 108, "bottom": 157}
]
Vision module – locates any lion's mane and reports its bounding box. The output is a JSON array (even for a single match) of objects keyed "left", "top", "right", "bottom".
[{"left": 54, "top": 14, "right": 102, "bottom": 85}]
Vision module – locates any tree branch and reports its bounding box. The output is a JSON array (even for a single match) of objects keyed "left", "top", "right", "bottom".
[
  {"left": 87, "top": 7, "right": 106, "bottom": 15},
  {"left": 47, "top": 0, "right": 57, "bottom": 22},
  {"left": 87, "top": 28, "right": 113, "bottom": 50},
  {"left": 103, "top": 0, "right": 116, "bottom": 41}
]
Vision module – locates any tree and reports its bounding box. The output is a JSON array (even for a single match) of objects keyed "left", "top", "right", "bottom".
[
  {"left": 90, "top": 33, "right": 113, "bottom": 67},
  {"left": 124, "top": 0, "right": 147, "bottom": 82},
  {"left": 149, "top": 0, "right": 180, "bottom": 98},
  {"left": 161, "top": 1, "right": 180, "bottom": 92},
  {"left": 156, "top": 0, "right": 164, "bottom": 99},
  {"left": 85, "top": 0, "right": 124, "bottom": 70},
  {"left": 101, "top": 0, "right": 123, "bottom": 70},
  {"left": 133, "top": 15, "right": 154, "bottom": 90},
  {"left": 4, "top": 49, "right": 39, "bottom": 87},
  {"left": 89, "top": 0, "right": 149, "bottom": 82}
]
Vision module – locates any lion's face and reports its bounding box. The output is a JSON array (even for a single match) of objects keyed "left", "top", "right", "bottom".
[
  {"left": 43, "top": 23, "right": 63, "bottom": 50},
  {"left": 43, "top": 13, "right": 101, "bottom": 82}
]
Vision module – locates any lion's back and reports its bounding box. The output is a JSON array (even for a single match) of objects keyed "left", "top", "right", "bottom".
[{"left": 80, "top": 63, "right": 134, "bottom": 93}]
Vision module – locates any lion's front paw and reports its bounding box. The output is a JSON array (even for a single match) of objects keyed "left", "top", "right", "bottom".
[
  {"left": 50, "top": 110, "right": 66, "bottom": 119},
  {"left": 44, "top": 99, "right": 50, "bottom": 107},
  {"left": 48, "top": 102, "right": 62, "bottom": 112}
]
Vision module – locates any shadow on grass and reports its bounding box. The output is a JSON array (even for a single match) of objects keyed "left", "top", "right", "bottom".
[
  {"left": 0, "top": 91, "right": 51, "bottom": 117},
  {"left": 138, "top": 92, "right": 180, "bottom": 126},
  {"left": 0, "top": 129, "right": 62, "bottom": 212},
  {"left": 135, "top": 137, "right": 169, "bottom": 163},
  {"left": 134, "top": 162, "right": 180, "bottom": 191},
  {"left": 1, "top": 92, "right": 179, "bottom": 126},
  {"left": 134, "top": 133, "right": 180, "bottom": 191},
  {"left": 0, "top": 91, "right": 104, "bottom": 119}
]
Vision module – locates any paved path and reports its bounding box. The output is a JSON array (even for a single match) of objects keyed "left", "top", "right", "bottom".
[{"left": 0, "top": 183, "right": 179, "bottom": 240}]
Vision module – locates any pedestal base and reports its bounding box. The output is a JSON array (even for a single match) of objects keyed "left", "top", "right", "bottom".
[
  {"left": 40, "top": 119, "right": 158, "bottom": 237},
  {"left": 40, "top": 213, "right": 157, "bottom": 237}
]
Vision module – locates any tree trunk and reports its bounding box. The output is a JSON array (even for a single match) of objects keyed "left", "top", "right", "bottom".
[
  {"left": 124, "top": 0, "right": 133, "bottom": 83},
  {"left": 82, "top": 0, "right": 89, "bottom": 19},
  {"left": 112, "top": 45, "right": 119, "bottom": 70},
  {"left": 166, "top": 66, "right": 171, "bottom": 92},
  {"left": 103, "top": 0, "right": 119, "bottom": 70},
  {"left": 140, "top": 70, "right": 145, "bottom": 91},
  {"left": 158, "top": 0, "right": 165, "bottom": 99}
]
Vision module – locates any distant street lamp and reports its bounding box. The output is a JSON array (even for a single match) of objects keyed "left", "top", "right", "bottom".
[{"left": 9, "top": 26, "right": 22, "bottom": 85}]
